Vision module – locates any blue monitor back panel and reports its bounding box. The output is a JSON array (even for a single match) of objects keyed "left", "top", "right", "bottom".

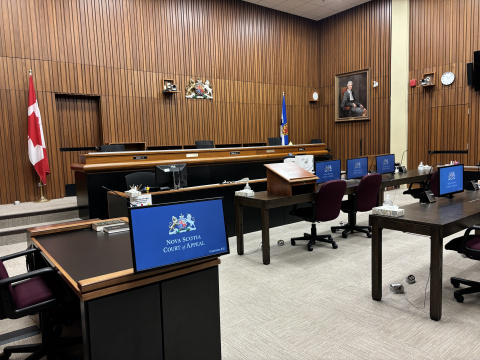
[
  {"left": 438, "top": 164, "right": 464, "bottom": 196},
  {"left": 376, "top": 154, "right": 395, "bottom": 174},
  {"left": 129, "top": 197, "right": 229, "bottom": 273},
  {"left": 315, "top": 159, "right": 341, "bottom": 183},
  {"left": 346, "top": 157, "right": 368, "bottom": 179}
]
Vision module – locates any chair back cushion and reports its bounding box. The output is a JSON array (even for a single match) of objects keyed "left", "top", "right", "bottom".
[
  {"left": 356, "top": 173, "right": 383, "bottom": 212},
  {"left": 12, "top": 275, "right": 58, "bottom": 311},
  {"left": 0, "top": 260, "right": 16, "bottom": 320},
  {"left": 429, "top": 169, "right": 439, "bottom": 197},
  {"left": 125, "top": 172, "right": 156, "bottom": 189},
  {"left": 315, "top": 180, "right": 347, "bottom": 221}
]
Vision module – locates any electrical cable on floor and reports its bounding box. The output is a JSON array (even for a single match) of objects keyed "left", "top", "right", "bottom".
[
  {"left": 243, "top": 242, "right": 262, "bottom": 255},
  {"left": 404, "top": 268, "right": 430, "bottom": 310}
]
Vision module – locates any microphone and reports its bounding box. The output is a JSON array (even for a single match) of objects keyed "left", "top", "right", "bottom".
[
  {"left": 398, "top": 150, "right": 408, "bottom": 173},
  {"left": 102, "top": 186, "right": 132, "bottom": 206}
]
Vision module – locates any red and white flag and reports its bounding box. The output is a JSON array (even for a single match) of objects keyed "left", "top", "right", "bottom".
[{"left": 27, "top": 75, "right": 50, "bottom": 185}]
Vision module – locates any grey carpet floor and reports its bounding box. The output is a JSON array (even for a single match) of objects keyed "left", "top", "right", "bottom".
[{"left": 1, "top": 191, "right": 479, "bottom": 359}]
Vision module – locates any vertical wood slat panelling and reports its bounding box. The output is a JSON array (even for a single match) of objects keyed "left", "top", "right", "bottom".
[
  {"left": 0, "top": 0, "right": 390, "bottom": 204},
  {"left": 316, "top": 1, "right": 392, "bottom": 166},
  {"left": 409, "top": 0, "right": 480, "bottom": 169}
]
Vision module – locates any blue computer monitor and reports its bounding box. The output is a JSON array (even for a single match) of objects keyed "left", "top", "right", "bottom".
[
  {"left": 315, "top": 159, "right": 341, "bottom": 184},
  {"left": 128, "top": 197, "right": 229, "bottom": 273},
  {"left": 346, "top": 157, "right": 368, "bottom": 180},
  {"left": 376, "top": 154, "right": 396, "bottom": 175},
  {"left": 438, "top": 164, "right": 464, "bottom": 197}
]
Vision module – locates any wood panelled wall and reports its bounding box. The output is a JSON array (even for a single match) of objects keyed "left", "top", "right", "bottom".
[
  {"left": 0, "top": 0, "right": 391, "bottom": 204},
  {"left": 409, "top": 0, "right": 480, "bottom": 168},
  {"left": 316, "top": 1, "right": 392, "bottom": 163}
]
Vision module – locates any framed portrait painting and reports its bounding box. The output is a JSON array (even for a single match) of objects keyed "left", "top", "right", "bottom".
[{"left": 335, "top": 69, "right": 370, "bottom": 122}]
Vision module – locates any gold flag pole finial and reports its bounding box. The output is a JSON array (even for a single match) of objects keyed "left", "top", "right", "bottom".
[
  {"left": 29, "top": 69, "right": 32, "bottom": 76},
  {"left": 282, "top": 91, "right": 284, "bottom": 96}
]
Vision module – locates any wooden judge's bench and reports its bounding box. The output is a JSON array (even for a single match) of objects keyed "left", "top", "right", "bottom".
[{"left": 71, "top": 144, "right": 330, "bottom": 235}]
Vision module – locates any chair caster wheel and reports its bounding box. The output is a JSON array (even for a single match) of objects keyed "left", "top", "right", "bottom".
[
  {"left": 291, "top": 240, "right": 296, "bottom": 246},
  {"left": 454, "top": 293, "right": 464, "bottom": 303},
  {"left": 307, "top": 245, "right": 313, "bottom": 251},
  {"left": 451, "top": 279, "right": 460, "bottom": 288},
  {"left": 331, "top": 228, "right": 337, "bottom": 233},
  {"left": 367, "top": 233, "right": 372, "bottom": 238},
  {"left": 332, "top": 243, "right": 338, "bottom": 249},
  {"left": 342, "top": 232, "right": 348, "bottom": 238}
]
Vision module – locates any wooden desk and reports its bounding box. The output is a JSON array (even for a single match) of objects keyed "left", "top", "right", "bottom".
[
  {"left": 28, "top": 219, "right": 222, "bottom": 360},
  {"left": 236, "top": 170, "right": 431, "bottom": 265},
  {"left": 369, "top": 191, "right": 480, "bottom": 321},
  {"left": 71, "top": 144, "right": 329, "bottom": 219}
]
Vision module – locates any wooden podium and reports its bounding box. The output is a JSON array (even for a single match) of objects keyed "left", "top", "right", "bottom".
[{"left": 264, "top": 163, "right": 318, "bottom": 197}]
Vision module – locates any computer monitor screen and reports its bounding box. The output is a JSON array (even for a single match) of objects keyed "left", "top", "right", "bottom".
[
  {"left": 346, "top": 157, "right": 368, "bottom": 180},
  {"left": 438, "top": 164, "right": 464, "bottom": 197},
  {"left": 155, "top": 163, "right": 187, "bottom": 189},
  {"left": 376, "top": 154, "right": 395, "bottom": 175},
  {"left": 129, "top": 198, "right": 229, "bottom": 273},
  {"left": 315, "top": 159, "right": 341, "bottom": 184}
]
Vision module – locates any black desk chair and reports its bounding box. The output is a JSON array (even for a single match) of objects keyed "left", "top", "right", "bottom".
[
  {"left": 404, "top": 169, "right": 439, "bottom": 200},
  {"left": 100, "top": 144, "right": 125, "bottom": 152},
  {"left": 445, "top": 225, "right": 480, "bottom": 303},
  {"left": 0, "top": 248, "right": 72, "bottom": 359},
  {"left": 267, "top": 137, "right": 282, "bottom": 146},
  {"left": 195, "top": 140, "right": 214, "bottom": 149},
  {"left": 331, "top": 173, "right": 382, "bottom": 238},
  {"left": 290, "top": 180, "right": 347, "bottom": 251},
  {"left": 125, "top": 172, "right": 156, "bottom": 190}
]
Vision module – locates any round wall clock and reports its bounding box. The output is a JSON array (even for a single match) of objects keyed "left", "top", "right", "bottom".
[{"left": 441, "top": 72, "right": 455, "bottom": 86}]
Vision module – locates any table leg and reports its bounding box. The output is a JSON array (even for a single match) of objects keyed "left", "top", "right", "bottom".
[
  {"left": 430, "top": 228, "right": 443, "bottom": 321},
  {"left": 372, "top": 219, "right": 382, "bottom": 301},
  {"left": 261, "top": 206, "right": 270, "bottom": 265},
  {"left": 235, "top": 198, "right": 244, "bottom": 255},
  {"left": 377, "top": 187, "right": 384, "bottom": 207}
]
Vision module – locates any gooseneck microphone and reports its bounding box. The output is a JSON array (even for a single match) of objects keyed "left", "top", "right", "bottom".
[
  {"left": 102, "top": 186, "right": 132, "bottom": 206},
  {"left": 399, "top": 149, "right": 408, "bottom": 167}
]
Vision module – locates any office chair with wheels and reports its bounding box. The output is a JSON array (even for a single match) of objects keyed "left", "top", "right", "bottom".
[
  {"left": 100, "top": 144, "right": 125, "bottom": 152},
  {"left": 445, "top": 225, "right": 480, "bottom": 303},
  {"left": 331, "top": 173, "right": 382, "bottom": 238},
  {"left": 195, "top": 140, "right": 214, "bottom": 149},
  {"left": 0, "top": 248, "right": 72, "bottom": 360},
  {"left": 403, "top": 169, "right": 439, "bottom": 200},
  {"left": 290, "top": 180, "right": 347, "bottom": 251},
  {"left": 267, "top": 137, "right": 282, "bottom": 146},
  {"left": 125, "top": 172, "right": 156, "bottom": 190}
]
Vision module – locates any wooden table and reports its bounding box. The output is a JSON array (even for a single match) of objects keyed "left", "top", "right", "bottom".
[
  {"left": 369, "top": 191, "right": 480, "bottom": 321},
  {"left": 235, "top": 169, "right": 431, "bottom": 265},
  {"left": 28, "top": 219, "right": 222, "bottom": 360}
]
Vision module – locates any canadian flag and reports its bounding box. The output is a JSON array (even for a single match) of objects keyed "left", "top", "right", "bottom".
[{"left": 27, "top": 75, "right": 50, "bottom": 185}]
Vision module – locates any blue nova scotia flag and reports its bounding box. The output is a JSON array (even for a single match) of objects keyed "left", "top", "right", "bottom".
[{"left": 280, "top": 93, "right": 288, "bottom": 145}]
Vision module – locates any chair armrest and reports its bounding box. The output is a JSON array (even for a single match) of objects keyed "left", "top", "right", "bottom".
[
  {"left": 462, "top": 225, "right": 480, "bottom": 258},
  {"left": 464, "top": 225, "right": 480, "bottom": 238},
  {"left": 0, "top": 248, "right": 38, "bottom": 262},
  {"left": 0, "top": 267, "right": 56, "bottom": 287}
]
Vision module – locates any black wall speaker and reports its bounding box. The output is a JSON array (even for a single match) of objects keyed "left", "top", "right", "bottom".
[{"left": 467, "top": 62, "right": 474, "bottom": 86}]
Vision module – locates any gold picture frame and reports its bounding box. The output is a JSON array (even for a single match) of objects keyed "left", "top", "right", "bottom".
[{"left": 335, "top": 69, "right": 371, "bottom": 122}]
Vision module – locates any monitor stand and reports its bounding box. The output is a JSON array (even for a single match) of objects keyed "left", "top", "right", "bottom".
[{"left": 172, "top": 169, "right": 181, "bottom": 190}]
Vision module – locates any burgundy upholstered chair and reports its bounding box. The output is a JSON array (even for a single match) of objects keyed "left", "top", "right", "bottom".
[
  {"left": 0, "top": 248, "right": 68, "bottom": 359},
  {"left": 445, "top": 225, "right": 480, "bottom": 303},
  {"left": 290, "top": 180, "right": 347, "bottom": 251},
  {"left": 331, "top": 173, "right": 382, "bottom": 238},
  {"left": 403, "top": 169, "right": 439, "bottom": 201},
  {"left": 429, "top": 169, "right": 440, "bottom": 197}
]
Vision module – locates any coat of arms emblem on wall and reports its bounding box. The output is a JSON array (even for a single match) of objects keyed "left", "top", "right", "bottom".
[{"left": 185, "top": 78, "right": 213, "bottom": 100}]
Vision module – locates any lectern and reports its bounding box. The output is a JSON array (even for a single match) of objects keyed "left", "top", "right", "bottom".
[{"left": 264, "top": 163, "right": 318, "bottom": 196}]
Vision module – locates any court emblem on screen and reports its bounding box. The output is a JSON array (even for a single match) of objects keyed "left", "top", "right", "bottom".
[
  {"left": 383, "top": 159, "right": 389, "bottom": 165},
  {"left": 448, "top": 172, "right": 456, "bottom": 181},
  {"left": 324, "top": 165, "right": 332, "bottom": 173},
  {"left": 169, "top": 214, "right": 196, "bottom": 235},
  {"left": 355, "top": 162, "right": 361, "bottom": 169}
]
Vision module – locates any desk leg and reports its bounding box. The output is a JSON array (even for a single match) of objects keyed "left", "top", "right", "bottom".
[
  {"left": 377, "top": 187, "right": 384, "bottom": 207},
  {"left": 261, "top": 206, "right": 270, "bottom": 265},
  {"left": 430, "top": 228, "right": 443, "bottom": 321},
  {"left": 235, "top": 198, "right": 244, "bottom": 255},
  {"left": 372, "top": 220, "right": 382, "bottom": 301}
]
